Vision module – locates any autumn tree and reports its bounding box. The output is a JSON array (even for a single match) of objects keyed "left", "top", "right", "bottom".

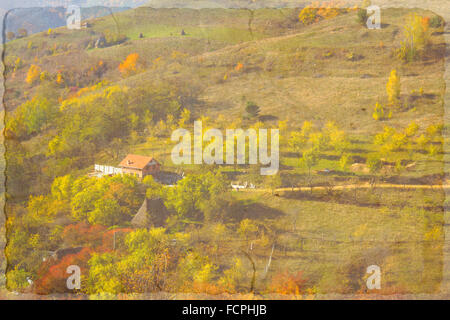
[
  {"left": 86, "top": 252, "right": 122, "bottom": 294},
  {"left": 70, "top": 174, "right": 141, "bottom": 226},
  {"left": 386, "top": 69, "right": 400, "bottom": 106},
  {"left": 6, "top": 267, "right": 31, "bottom": 292},
  {"left": 176, "top": 250, "right": 218, "bottom": 293},
  {"left": 219, "top": 257, "right": 246, "bottom": 293},
  {"left": 178, "top": 108, "right": 191, "bottom": 128},
  {"left": 323, "top": 121, "right": 349, "bottom": 155},
  {"left": 86, "top": 228, "right": 174, "bottom": 294},
  {"left": 374, "top": 126, "right": 407, "bottom": 154},
  {"left": 288, "top": 121, "right": 314, "bottom": 153},
  {"left": 372, "top": 102, "right": 387, "bottom": 121},
  {"left": 25, "top": 64, "right": 41, "bottom": 84},
  {"left": 298, "top": 6, "right": 318, "bottom": 25},
  {"left": 398, "top": 13, "right": 430, "bottom": 62},
  {"left": 7, "top": 96, "right": 57, "bottom": 138},
  {"left": 405, "top": 121, "right": 419, "bottom": 137},
  {"left": 47, "top": 86, "right": 131, "bottom": 159},
  {"left": 238, "top": 219, "right": 258, "bottom": 248}
]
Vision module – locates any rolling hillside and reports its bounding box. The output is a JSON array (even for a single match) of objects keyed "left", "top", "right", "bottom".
[{"left": 4, "top": 6, "right": 445, "bottom": 133}]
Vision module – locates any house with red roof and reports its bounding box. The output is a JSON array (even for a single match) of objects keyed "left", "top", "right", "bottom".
[{"left": 118, "top": 154, "right": 160, "bottom": 178}]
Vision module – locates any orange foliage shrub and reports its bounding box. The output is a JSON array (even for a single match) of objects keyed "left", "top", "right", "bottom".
[
  {"left": 119, "top": 53, "right": 139, "bottom": 76},
  {"left": 191, "top": 281, "right": 226, "bottom": 295},
  {"left": 34, "top": 248, "right": 93, "bottom": 294},
  {"left": 62, "top": 222, "right": 106, "bottom": 248},
  {"left": 299, "top": 1, "right": 348, "bottom": 25},
  {"left": 56, "top": 71, "right": 63, "bottom": 85},
  {"left": 421, "top": 16, "right": 430, "bottom": 32},
  {"left": 269, "top": 270, "right": 307, "bottom": 295}
]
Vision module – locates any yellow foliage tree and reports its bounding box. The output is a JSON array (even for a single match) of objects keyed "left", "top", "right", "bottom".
[
  {"left": 178, "top": 108, "right": 191, "bottom": 128},
  {"left": 299, "top": 7, "right": 318, "bottom": 25},
  {"left": 399, "top": 13, "right": 430, "bottom": 61},
  {"left": 372, "top": 102, "right": 385, "bottom": 121},
  {"left": 25, "top": 64, "right": 41, "bottom": 84},
  {"left": 56, "top": 72, "right": 64, "bottom": 85},
  {"left": 386, "top": 69, "right": 400, "bottom": 106}
]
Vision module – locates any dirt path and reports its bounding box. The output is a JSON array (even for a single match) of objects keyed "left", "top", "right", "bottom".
[{"left": 234, "top": 183, "right": 450, "bottom": 193}]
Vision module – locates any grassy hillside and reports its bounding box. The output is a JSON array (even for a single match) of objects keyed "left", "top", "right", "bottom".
[{"left": 5, "top": 7, "right": 445, "bottom": 130}]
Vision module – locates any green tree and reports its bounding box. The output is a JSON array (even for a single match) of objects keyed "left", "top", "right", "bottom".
[
  {"left": 165, "top": 171, "right": 230, "bottom": 221},
  {"left": 7, "top": 97, "right": 57, "bottom": 138},
  {"left": 165, "top": 175, "right": 205, "bottom": 220},
  {"left": 300, "top": 149, "right": 318, "bottom": 192},
  {"left": 143, "top": 175, "right": 163, "bottom": 199},
  {"left": 70, "top": 175, "right": 140, "bottom": 225},
  {"left": 357, "top": 9, "right": 368, "bottom": 25},
  {"left": 199, "top": 172, "right": 230, "bottom": 222},
  {"left": 88, "top": 198, "right": 123, "bottom": 226}
]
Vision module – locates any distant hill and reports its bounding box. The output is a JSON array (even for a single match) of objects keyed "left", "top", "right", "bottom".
[
  {"left": 145, "top": 0, "right": 309, "bottom": 9},
  {"left": 4, "top": 6, "right": 130, "bottom": 38}
]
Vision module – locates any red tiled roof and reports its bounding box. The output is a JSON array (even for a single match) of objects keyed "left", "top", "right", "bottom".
[{"left": 118, "top": 154, "right": 158, "bottom": 170}]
